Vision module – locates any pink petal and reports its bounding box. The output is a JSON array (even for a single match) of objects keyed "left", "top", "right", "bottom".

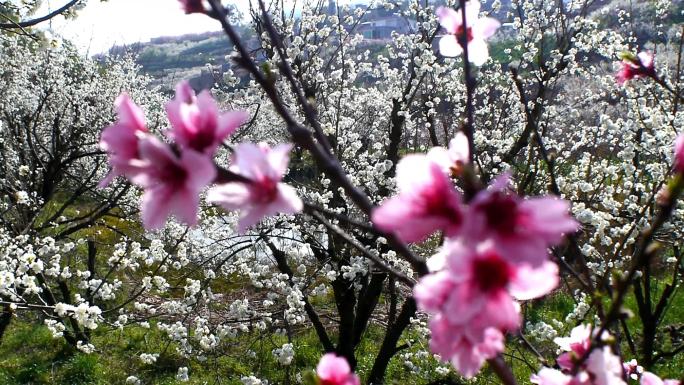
[
  {"left": 395, "top": 154, "right": 434, "bottom": 192},
  {"left": 169, "top": 187, "right": 200, "bottom": 227},
  {"left": 316, "top": 353, "right": 352, "bottom": 381},
  {"left": 196, "top": 90, "right": 219, "bottom": 134},
  {"left": 520, "top": 197, "right": 579, "bottom": 243},
  {"left": 452, "top": 348, "right": 487, "bottom": 379},
  {"left": 586, "top": 347, "right": 625, "bottom": 385},
  {"left": 99, "top": 122, "right": 141, "bottom": 161},
  {"left": 436, "top": 6, "right": 461, "bottom": 33},
  {"left": 115, "top": 93, "right": 147, "bottom": 131},
  {"left": 531, "top": 368, "right": 572, "bottom": 385},
  {"left": 472, "top": 17, "right": 500, "bottom": 40},
  {"left": 479, "top": 327, "right": 505, "bottom": 356},
  {"left": 449, "top": 132, "right": 470, "bottom": 164},
  {"left": 553, "top": 324, "right": 592, "bottom": 352},
  {"left": 426, "top": 248, "right": 448, "bottom": 271},
  {"left": 509, "top": 261, "right": 559, "bottom": 300},
  {"left": 267, "top": 143, "right": 294, "bottom": 179},
  {"left": 141, "top": 186, "right": 175, "bottom": 230},
  {"left": 207, "top": 183, "right": 252, "bottom": 210},
  {"left": 137, "top": 136, "right": 178, "bottom": 170},
  {"left": 491, "top": 235, "right": 549, "bottom": 267},
  {"left": 273, "top": 183, "right": 303, "bottom": 214},
  {"left": 180, "top": 149, "right": 217, "bottom": 191},
  {"left": 232, "top": 142, "right": 270, "bottom": 180},
  {"left": 210, "top": 183, "right": 301, "bottom": 234},
  {"left": 166, "top": 82, "right": 199, "bottom": 137},
  {"left": 427, "top": 146, "right": 453, "bottom": 172},
  {"left": 413, "top": 271, "right": 455, "bottom": 313},
  {"left": 439, "top": 35, "right": 463, "bottom": 57},
  {"left": 480, "top": 291, "right": 520, "bottom": 330},
  {"left": 175, "top": 80, "right": 196, "bottom": 104},
  {"left": 641, "top": 373, "right": 664, "bottom": 385},
  {"left": 371, "top": 197, "right": 447, "bottom": 242},
  {"left": 442, "top": 283, "right": 484, "bottom": 325},
  {"left": 237, "top": 204, "right": 272, "bottom": 233},
  {"left": 217, "top": 110, "right": 249, "bottom": 139},
  {"left": 674, "top": 134, "right": 684, "bottom": 172}
]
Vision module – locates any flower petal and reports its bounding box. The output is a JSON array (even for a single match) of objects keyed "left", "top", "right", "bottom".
[
  {"left": 472, "top": 17, "right": 500, "bottom": 39},
  {"left": 436, "top": 6, "right": 461, "bottom": 33},
  {"left": 467, "top": 38, "right": 490, "bottom": 66},
  {"left": 439, "top": 35, "right": 463, "bottom": 57},
  {"left": 509, "top": 261, "right": 559, "bottom": 300}
]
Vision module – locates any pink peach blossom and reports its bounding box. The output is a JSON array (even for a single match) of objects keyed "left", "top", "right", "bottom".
[
  {"left": 554, "top": 324, "right": 592, "bottom": 370},
  {"left": 440, "top": 241, "right": 557, "bottom": 328},
  {"left": 207, "top": 143, "right": 303, "bottom": 233},
  {"left": 674, "top": 134, "right": 684, "bottom": 173},
  {"left": 414, "top": 240, "right": 559, "bottom": 378},
  {"left": 371, "top": 154, "right": 463, "bottom": 242},
  {"left": 428, "top": 132, "right": 470, "bottom": 176},
  {"left": 166, "top": 81, "right": 249, "bottom": 155},
  {"left": 616, "top": 51, "right": 655, "bottom": 85},
  {"left": 412, "top": 270, "right": 455, "bottom": 314},
  {"left": 129, "top": 136, "right": 216, "bottom": 230},
  {"left": 532, "top": 348, "right": 627, "bottom": 385},
  {"left": 99, "top": 93, "right": 148, "bottom": 187},
  {"left": 465, "top": 174, "right": 579, "bottom": 266},
  {"left": 316, "top": 353, "right": 360, "bottom": 385},
  {"left": 623, "top": 359, "right": 643, "bottom": 380},
  {"left": 436, "top": 2, "right": 500, "bottom": 65},
  {"left": 585, "top": 346, "right": 627, "bottom": 385},
  {"left": 533, "top": 328, "right": 639, "bottom": 385},
  {"left": 428, "top": 314, "right": 504, "bottom": 378}
]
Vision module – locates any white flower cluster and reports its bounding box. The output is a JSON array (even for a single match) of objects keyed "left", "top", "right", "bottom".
[{"left": 272, "top": 343, "right": 295, "bottom": 366}]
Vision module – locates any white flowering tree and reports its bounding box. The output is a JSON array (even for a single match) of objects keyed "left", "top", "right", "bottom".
[{"left": 0, "top": 35, "right": 170, "bottom": 348}]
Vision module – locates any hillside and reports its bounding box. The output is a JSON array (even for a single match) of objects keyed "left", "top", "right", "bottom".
[
  {"left": 101, "top": 0, "right": 683, "bottom": 92},
  {"left": 104, "top": 30, "right": 248, "bottom": 91}
]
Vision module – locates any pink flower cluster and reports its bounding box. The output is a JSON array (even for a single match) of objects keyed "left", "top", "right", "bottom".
[
  {"left": 532, "top": 325, "right": 680, "bottom": 385},
  {"left": 100, "top": 81, "right": 302, "bottom": 231},
  {"left": 316, "top": 354, "right": 360, "bottom": 385},
  {"left": 436, "top": 2, "right": 500, "bottom": 65},
  {"left": 372, "top": 137, "right": 578, "bottom": 377},
  {"left": 616, "top": 51, "right": 656, "bottom": 85}
]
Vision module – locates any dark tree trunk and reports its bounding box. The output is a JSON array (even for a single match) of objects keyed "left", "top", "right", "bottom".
[{"left": 367, "top": 298, "right": 417, "bottom": 384}]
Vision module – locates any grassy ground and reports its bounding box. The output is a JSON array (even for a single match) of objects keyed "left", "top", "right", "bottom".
[
  {"left": 0, "top": 320, "right": 451, "bottom": 385},
  {"left": 2, "top": 281, "right": 683, "bottom": 384}
]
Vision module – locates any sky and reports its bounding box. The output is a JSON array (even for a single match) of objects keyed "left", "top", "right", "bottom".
[
  {"left": 39, "top": 0, "right": 251, "bottom": 55},
  {"left": 38, "top": 0, "right": 360, "bottom": 55}
]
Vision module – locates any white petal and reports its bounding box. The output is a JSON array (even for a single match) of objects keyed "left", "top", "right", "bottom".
[
  {"left": 439, "top": 35, "right": 463, "bottom": 57},
  {"left": 467, "top": 38, "right": 490, "bottom": 66}
]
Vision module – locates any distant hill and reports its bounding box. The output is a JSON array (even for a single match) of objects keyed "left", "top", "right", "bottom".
[
  {"left": 100, "top": 0, "right": 683, "bottom": 92},
  {"left": 104, "top": 30, "right": 248, "bottom": 91}
]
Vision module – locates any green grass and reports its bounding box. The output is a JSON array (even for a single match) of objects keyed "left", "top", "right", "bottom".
[
  {"left": 0, "top": 318, "right": 457, "bottom": 385},
  {"left": 1, "top": 273, "right": 683, "bottom": 384}
]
